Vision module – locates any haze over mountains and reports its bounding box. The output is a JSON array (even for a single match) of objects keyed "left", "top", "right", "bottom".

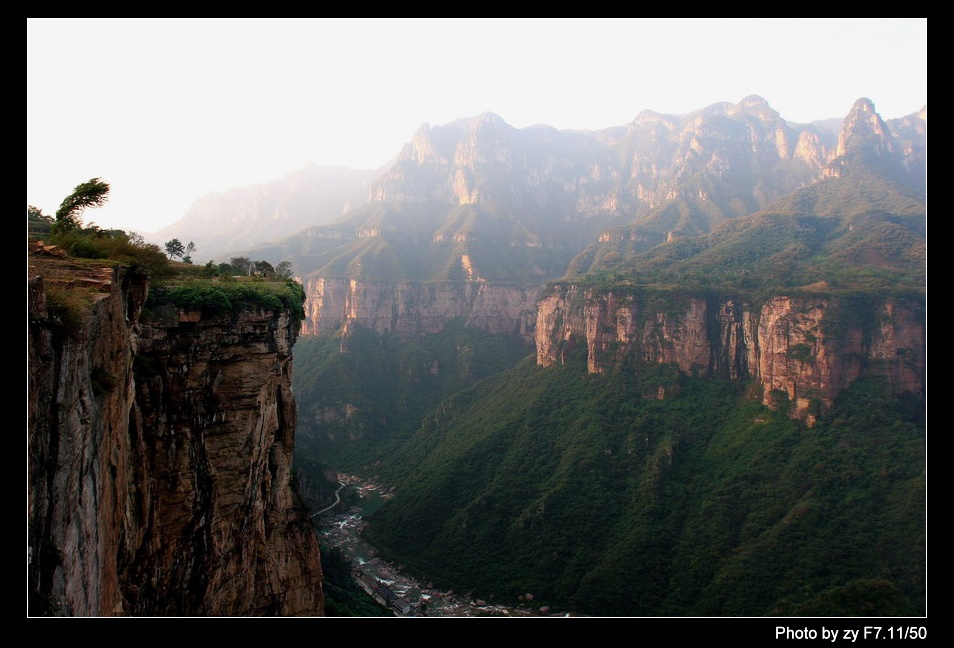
[
  {"left": 264, "top": 95, "right": 924, "bottom": 616},
  {"left": 154, "top": 95, "right": 924, "bottom": 285},
  {"left": 151, "top": 163, "right": 379, "bottom": 265},
  {"left": 143, "top": 94, "right": 924, "bottom": 617}
]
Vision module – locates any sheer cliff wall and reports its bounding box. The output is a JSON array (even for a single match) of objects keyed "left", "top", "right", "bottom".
[
  {"left": 535, "top": 286, "right": 925, "bottom": 424},
  {"left": 28, "top": 265, "right": 323, "bottom": 616},
  {"left": 300, "top": 276, "right": 539, "bottom": 343}
]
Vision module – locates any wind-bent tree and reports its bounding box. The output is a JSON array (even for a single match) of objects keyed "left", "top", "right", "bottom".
[{"left": 54, "top": 178, "right": 110, "bottom": 231}]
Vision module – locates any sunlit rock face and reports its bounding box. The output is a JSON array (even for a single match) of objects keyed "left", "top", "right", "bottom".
[
  {"left": 535, "top": 286, "right": 924, "bottom": 424},
  {"left": 368, "top": 97, "right": 840, "bottom": 229},
  {"left": 28, "top": 265, "right": 323, "bottom": 617},
  {"left": 300, "top": 276, "right": 538, "bottom": 343}
]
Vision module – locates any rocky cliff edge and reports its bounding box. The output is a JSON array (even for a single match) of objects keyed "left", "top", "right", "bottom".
[{"left": 27, "top": 261, "right": 323, "bottom": 616}]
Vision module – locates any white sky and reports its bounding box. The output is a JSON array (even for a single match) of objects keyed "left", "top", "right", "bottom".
[{"left": 27, "top": 18, "right": 927, "bottom": 235}]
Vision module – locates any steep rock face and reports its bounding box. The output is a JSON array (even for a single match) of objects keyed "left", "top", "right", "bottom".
[
  {"left": 887, "top": 105, "right": 928, "bottom": 189},
  {"left": 367, "top": 97, "right": 845, "bottom": 231},
  {"left": 370, "top": 112, "right": 622, "bottom": 219},
  {"left": 535, "top": 286, "right": 925, "bottom": 423},
  {"left": 300, "top": 276, "right": 538, "bottom": 342},
  {"left": 619, "top": 96, "right": 830, "bottom": 219},
  {"left": 28, "top": 265, "right": 322, "bottom": 617},
  {"left": 823, "top": 98, "right": 926, "bottom": 185},
  {"left": 753, "top": 296, "right": 925, "bottom": 420},
  {"left": 28, "top": 268, "right": 147, "bottom": 616}
]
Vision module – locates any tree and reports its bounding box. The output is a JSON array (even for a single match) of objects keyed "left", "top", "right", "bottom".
[
  {"left": 165, "top": 238, "right": 185, "bottom": 260},
  {"left": 182, "top": 241, "right": 196, "bottom": 264},
  {"left": 55, "top": 178, "right": 110, "bottom": 231},
  {"left": 28, "top": 205, "right": 51, "bottom": 222},
  {"left": 28, "top": 205, "right": 54, "bottom": 238},
  {"left": 254, "top": 260, "right": 275, "bottom": 277},
  {"left": 230, "top": 257, "right": 253, "bottom": 275},
  {"left": 275, "top": 260, "right": 295, "bottom": 280}
]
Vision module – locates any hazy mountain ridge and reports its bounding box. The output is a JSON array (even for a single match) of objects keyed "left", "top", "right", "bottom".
[
  {"left": 220, "top": 96, "right": 923, "bottom": 290},
  {"left": 149, "top": 163, "right": 378, "bottom": 264}
]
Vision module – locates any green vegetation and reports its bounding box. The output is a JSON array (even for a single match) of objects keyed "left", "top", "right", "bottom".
[
  {"left": 54, "top": 177, "right": 110, "bottom": 233},
  {"left": 568, "top": 210, "right": 925, "bottom": 301},
  {"left": 355, "top": 359, "right": 924, "bottom": 617},
  {"left": 39, "top": 227, "right": 173, "bottom": 276},
  {"left": 29, "top": 179, "right": 172, "bottom": 277},
  {"left": 207, "top": 256, "right": 296, "bottom": 280},
  {"left": 164, "top": 238, "right": 196, "bottom": 263},
  {"left": 562, "top": 154, "right": 925, "bottom": 302},
  {"left": 147, "top": 278, "right": 306, "bottom": 325},
  {"left": 28, "top": 205, "right": 53, "bottom": 238},
  {"left": 37, "top": 281, "right": 99, "bottom": 341},
  {"left": 319, "top": 546, "right": 390, "bottom": 617},
  {"left": 787, "top": 343, "right": 813, "bottom": 362},
  {"left": 29, "top": 181, "right": 307, "bottom": 336},
  {"left": 293, "top": 320, "right": 533, "bottom": 471}
]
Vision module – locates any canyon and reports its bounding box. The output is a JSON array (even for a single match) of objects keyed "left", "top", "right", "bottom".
[{"left": 27, "top": 94, "right": 925, "bottom": 617}]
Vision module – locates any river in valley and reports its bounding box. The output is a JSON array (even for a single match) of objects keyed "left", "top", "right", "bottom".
[{"left": 313, "top": 474, "right": 578, "bottom": 617}]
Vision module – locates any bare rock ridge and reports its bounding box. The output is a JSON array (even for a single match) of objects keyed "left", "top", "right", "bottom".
[
  {"left": 27, "top": 265, "right": 323, "bottom": 616},
  {"left": 366, "top": 95, "right": 887, "bottom": 219}
]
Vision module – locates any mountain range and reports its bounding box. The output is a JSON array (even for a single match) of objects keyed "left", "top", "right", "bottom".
[
  {"left": 239, "top": 95, "right": 923, "bottom": 616},
  {"left": 155, "top": 95, "right": 925, "bottom": 290}
]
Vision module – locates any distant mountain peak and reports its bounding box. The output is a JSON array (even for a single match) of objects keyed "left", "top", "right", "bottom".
[
  {"left": 730, "top": 94, "right": 780, "bottom": 122},
  {"left": 474, "top": 111, "right": 508, "bottom": 125},
  {"left": 850, "top": 97, "right": 877, "bottom": 114},
  {"left": 826, "top": 97, "right": 896, "bottom": 175},
  {"left": 738, "top": 94, "right": 771, "bottom": 107}
]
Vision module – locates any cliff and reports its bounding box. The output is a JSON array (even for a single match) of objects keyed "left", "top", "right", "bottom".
[
  {"left": 27, "top": 262, "right": 323, "bottom": 616},
  {"left": 300, "top": 276, "right": 538, "bottom": 343},
  {"left": 535, "top": 286, "right": 925, "bottom": 424}
]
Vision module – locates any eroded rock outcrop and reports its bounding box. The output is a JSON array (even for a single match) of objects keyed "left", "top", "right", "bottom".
[
  {"left": 28, "top": 264, "right": 323, "bottom": 616},
  {"left": 535, "top": 286, "right": 925, "bottom": 424},
  {"left": 368, "top": 97, "right": 842, "bottom": 230},
  {"left": 301, "top": 276, "right": 538, "bottom": 343}
]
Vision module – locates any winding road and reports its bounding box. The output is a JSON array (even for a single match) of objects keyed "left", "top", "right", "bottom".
[{"left": 311, "top": 481, "right": 346, "bottom": 517}]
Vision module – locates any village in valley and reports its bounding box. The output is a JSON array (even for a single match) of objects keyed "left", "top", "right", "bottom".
[{"left": 316, "top": 476, "right": 579, "bottom": 618}]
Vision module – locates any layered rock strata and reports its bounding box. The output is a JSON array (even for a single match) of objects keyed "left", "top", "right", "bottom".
[
  {"left": 28, "top": 264, "right": 322, "bottom": 616},
  {"left": 535, "top": 286, "right": 925, "bottom": 424},
  {"left": 300, "top": 276, "right": 539, "bottom": 343}
]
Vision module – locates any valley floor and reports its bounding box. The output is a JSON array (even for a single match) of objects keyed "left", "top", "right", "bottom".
[{"left": 314, "top": 477, "right": 580, "bottom": 618}]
